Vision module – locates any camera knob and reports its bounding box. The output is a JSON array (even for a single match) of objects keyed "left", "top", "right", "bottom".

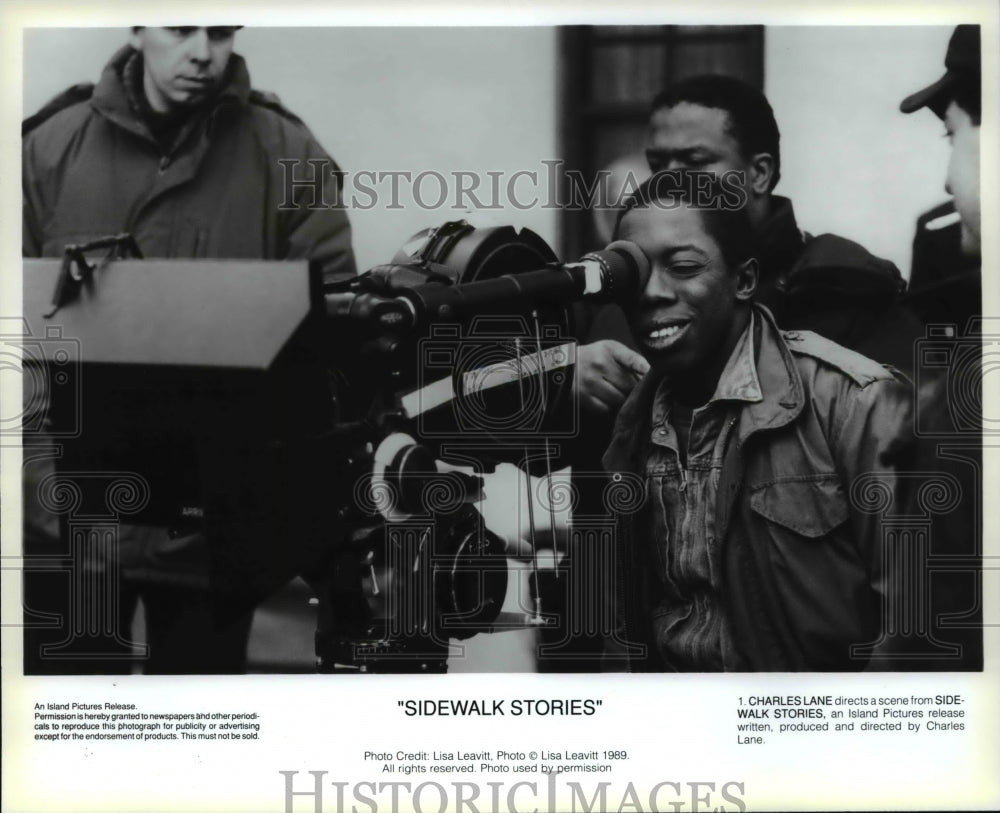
[{"left": 371, "top": 433, "right": 437, "bottom": 517}]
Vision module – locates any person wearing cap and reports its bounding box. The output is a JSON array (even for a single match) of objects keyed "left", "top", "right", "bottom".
[
  {"left": 22, "top": 27, "right": 357, "bottom": 673},
  {"left": 886, "top": 24, "right": 983, "bottom": 671},
  {"left": 900, "top": 23, "right": 982, "bottom": 328},
  {"left": 602, "top": 172, "right": 912, "bottom": 671}
]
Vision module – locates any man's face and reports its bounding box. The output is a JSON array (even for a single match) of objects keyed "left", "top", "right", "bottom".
[
  {"left": 130, "top": 27, "right": 236, "bottom": 114},
  {"left": 646, "top": 102, "right": 752, "bottom": 196},
  {"left": 620, "top": 201, "right": 751, "bottom": 378},
  {"left": 944, "top": 101, "right": 981, "bottom": 257}
]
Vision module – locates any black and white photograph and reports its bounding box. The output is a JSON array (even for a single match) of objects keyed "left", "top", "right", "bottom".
[{"left": 2, "top": 3, "right": 997, "bottom": 811}]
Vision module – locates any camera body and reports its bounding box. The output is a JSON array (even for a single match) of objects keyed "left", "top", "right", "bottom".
[
  {"left": 412, "top": 319, "right": 577, "bottom": 442},
  {"left": 21, "top": 221, "right": 602, "bottom": 673},
  {"left": 314, "top": 222, "right": 581, "bottom": 670}
]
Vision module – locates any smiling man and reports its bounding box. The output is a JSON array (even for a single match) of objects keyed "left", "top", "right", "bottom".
[
  {"left": 602, "top": 172, "right": 912, "bottom": 671},
  {"left": 643, "top": 75, "right": 923, "bottom": 375}
]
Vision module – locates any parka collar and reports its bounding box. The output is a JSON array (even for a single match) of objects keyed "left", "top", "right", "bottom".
[
  {"left": 602, "top": 304, "right": 804, "bottom": 473},
  {"left": 90, "top": 45, "right": 251, "bottom": 144},
  {"left": 754, "top": 195, "right": 806, "bottom": 287}
]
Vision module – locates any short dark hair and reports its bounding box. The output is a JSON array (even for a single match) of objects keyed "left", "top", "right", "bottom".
[
  {"left": 615, "top": 170, "right": 757, "bottom": 271},
  {"left": 651, "top": 74, "right": 782, "bottom": 191}
]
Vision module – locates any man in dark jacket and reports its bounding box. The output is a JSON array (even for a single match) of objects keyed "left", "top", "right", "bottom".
[
  {"left": 887, "top": 24, "right": 983, "bottom": 671},
  {"left": 22, "top": 27, "right": 356, "bottom": 673},
  {"left": 23, "top": 26, "right": 355, "bottom": 280},
  {"left": 907, "top": 200, "right": 979, "bottom": 328},
  {"left": 602, "top": 172, "right": 911, "bottom": 671},
  {"left": 581, "top": 74, "right": 920, "bottom": 417},
  {"left": 901, "top": 25, "right": 982, "bottom": 331},
  {"left": 643, "top": 75, "right": 920, "bottom": 372}
]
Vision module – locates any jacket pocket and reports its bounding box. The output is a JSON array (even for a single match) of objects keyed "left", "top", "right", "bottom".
[
  {"left": 745, "top": 474, "right": 869, "bottom": 668},
  {"left": 748, "top": 475, "right": 848, "bottom": 538}
]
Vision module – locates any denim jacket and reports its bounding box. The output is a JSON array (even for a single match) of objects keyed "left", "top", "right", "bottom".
[{"left": 603, "top": 305, "right": 912, "bottom": 671}]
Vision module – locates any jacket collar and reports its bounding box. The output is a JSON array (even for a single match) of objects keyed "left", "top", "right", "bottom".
[
  {"left": 754, "top": 195, "right": 806, "bottom": 289},
  {"left": 649, "top": 314, "right": 763, "bottom": 429},
  {"left": 603, "top": 304, "right": 804, "bottom": 473},
  {"left": 738, "top": 305, "right": 803, "bottom": 443},
  {"left": 90, "top": 45, "right": 252, "bottom": 147}
]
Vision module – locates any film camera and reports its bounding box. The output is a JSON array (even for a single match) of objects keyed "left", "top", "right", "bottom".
[{"left": 22, "top": 223, "right": 647, "bottom": 672}]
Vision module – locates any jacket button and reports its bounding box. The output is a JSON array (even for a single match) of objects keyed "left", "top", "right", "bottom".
[{"left": 785, "top": 331, "right": 801, "bottom": 341}]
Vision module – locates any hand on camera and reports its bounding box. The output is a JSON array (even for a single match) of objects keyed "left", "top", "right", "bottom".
[{"left": 475, "top": 464, "right": 571, "bottom": 559}]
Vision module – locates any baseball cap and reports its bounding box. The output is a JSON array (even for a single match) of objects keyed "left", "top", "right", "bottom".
[{"left": 900, "top": 24, "right": 980, "bottom": 116}]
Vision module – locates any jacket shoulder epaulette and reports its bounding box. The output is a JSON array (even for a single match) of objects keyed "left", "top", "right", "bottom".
[
  {"left": 22, "top": 83, "right": 95, "bottom": 136},
  {"left": 782, "top": 329, "right": 897, "bottom": 387},
  {"left": 247, "top": 89, "right": 306, "bottom": 127}
]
